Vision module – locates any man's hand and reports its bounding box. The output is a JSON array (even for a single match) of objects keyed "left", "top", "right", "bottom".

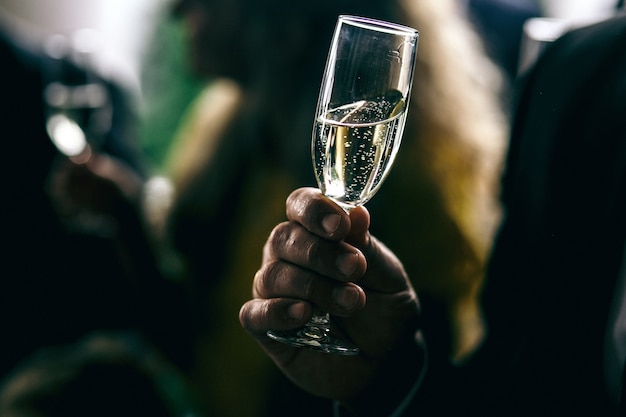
[{"left": 239, "top": 187, "right": 423, "bottom": 408}]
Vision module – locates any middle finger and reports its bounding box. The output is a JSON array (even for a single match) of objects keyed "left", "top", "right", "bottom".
[
  {"left": 253, "top": 261, "right": 366, "bottom": 315},
  {"left": 267, "top": 221, "right": 367, "bottom": 281}
]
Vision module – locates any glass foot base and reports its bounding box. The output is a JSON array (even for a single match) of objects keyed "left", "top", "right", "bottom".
[{"left": 266, "top": 329, "right": 359, "bottom": 355}]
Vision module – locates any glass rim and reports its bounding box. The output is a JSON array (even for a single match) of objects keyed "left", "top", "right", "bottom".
[{"left": 338, "top": 15, "right": 419, "bottom": 37}]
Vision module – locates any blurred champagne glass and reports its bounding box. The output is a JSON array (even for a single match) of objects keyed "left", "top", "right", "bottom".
[{"left": 42, "top": 29, "right": 111, "bottom": 163}]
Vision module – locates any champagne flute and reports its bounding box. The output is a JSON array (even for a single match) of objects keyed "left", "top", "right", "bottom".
[{"left": 267, "top": 15, "right": 418, "bottom": 355}]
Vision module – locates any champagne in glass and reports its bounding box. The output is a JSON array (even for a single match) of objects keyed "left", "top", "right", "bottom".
[
  {"left": 313, "top": 89, "right": 406, "bottom": 211},
  {"left": 267, "top": 15, "right": 418, "bottom": 355}
]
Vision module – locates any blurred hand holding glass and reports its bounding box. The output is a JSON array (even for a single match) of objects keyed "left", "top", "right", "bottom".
[{"left": 42, "top": 29, "right": 111, "bottom": 162}]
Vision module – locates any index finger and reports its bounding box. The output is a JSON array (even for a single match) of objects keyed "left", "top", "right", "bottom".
[{"left": 286, "top": 187, "right": 351, "bottom": 241}]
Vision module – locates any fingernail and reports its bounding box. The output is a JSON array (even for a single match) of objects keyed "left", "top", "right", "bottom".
[
  {"left": 333, "top": 286, "right": 359, "bottom": 311},
  {"left": 336, "top": 252, "right": 358, "bottom": 277},
  {"left": 288, "top": 302, "right": 305, "bottom": 320},
  {"left": 322, "top": 213, "right": 341, "bottom": 235}
]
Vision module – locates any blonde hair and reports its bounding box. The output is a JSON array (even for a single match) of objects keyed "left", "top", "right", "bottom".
[{"left": 405, "top": 0, "right": 508, "bottom": 266}]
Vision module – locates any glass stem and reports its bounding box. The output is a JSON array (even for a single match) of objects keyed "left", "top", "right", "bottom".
[{"left": 300, "top": 308, "right": 331, "bottom": 340}]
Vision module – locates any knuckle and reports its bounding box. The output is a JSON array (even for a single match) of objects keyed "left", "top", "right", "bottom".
[
  {"left": 257, "top": 260, "right": 307, "bottom": 298},
  {"left": 268, "top": 221, "right": 298, "bottom": 252},
  {"left": 238, "top": 299, "right": 272, "bottom": 334},
  {"left": 286, "top": 190, "right": 307, "bottom": 219},
  {"left": 271, "top": 222, "right": 312, "bottom": 260},
  {"left": 301, "top": 274, "right": 314, "bottom": 299},
  {"left": 254, "top": 262, "right": 279, "bottom": 297},
  {"left": 303, "top": 237, "right": 320, "bottom": 264},
  {"left": 286, "top": 187, "right": 317, "bottom": 217},
  {"left": 238, "top": 301, "right": 254, "bottom": 330},
  {"left": 252, "top": 269, "right": 264, "bottom": 298}
]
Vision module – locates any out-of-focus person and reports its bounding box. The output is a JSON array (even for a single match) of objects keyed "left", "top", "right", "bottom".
[
  {"left": 460, "top": 0, "right": 541, "bottom": 90},
  {"left": 148, "top": 0, "right": 508, "bottom": 415},
  {"left": 0, "top": 7, "right": 192, "bottom": 394},
  {"left": 239, "top": 12, "right": 626, "bottom": 415}
]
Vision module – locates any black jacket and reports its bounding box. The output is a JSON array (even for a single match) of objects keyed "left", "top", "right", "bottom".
[{"left": 413, "top": 14, "right": 626, "bottom": 417}]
